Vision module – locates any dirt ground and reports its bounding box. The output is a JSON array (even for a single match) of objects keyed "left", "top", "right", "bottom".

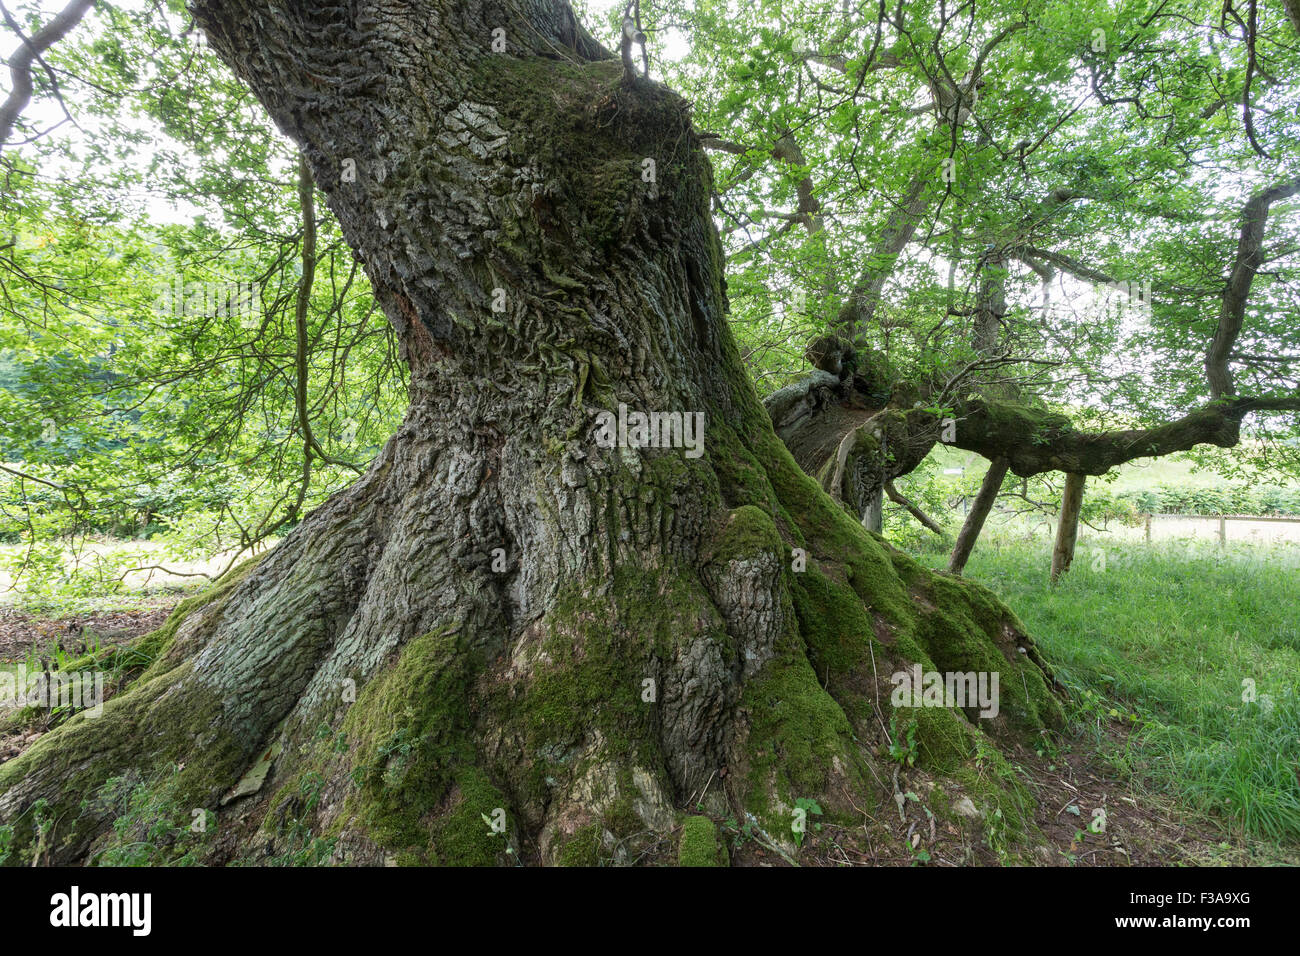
[
  {"left": 0, "top": 604, "right": 175, "bottom": 663},
  {"left": 0, "top": 603, "right": 176, "bottom": 763},
  {"left": 721, "top": 718, "right": 1292, "bottom": 867}
]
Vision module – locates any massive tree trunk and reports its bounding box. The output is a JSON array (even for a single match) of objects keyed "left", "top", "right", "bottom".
[{"left": 0, "top": 0, "right": 1063, "bottom": 866}]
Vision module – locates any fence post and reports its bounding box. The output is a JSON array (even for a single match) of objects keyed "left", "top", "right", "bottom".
[
  {"left": 1219, "top": 515, "right": 1226, "bottom": 547},
  {"left": 1145, "top": 513, "right": 1151, "bottom": 542}
]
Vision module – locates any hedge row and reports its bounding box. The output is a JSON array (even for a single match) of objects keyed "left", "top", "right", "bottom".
[{"left": 1082, "top": 483, "right": 1300, "bottom": 522}]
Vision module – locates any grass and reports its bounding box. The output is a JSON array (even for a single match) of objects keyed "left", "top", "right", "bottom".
[{"left": 918, "top": 534, "right": 1300, "bottom": 846}]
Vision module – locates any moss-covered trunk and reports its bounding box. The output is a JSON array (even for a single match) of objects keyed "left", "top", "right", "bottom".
[{"left": 0, "top": 0, "right": 1063, "bottom": 866}]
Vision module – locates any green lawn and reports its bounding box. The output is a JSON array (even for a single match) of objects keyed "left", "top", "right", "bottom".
[{"left": 920, "top": 536, "right": 1300, "bottom": 845}]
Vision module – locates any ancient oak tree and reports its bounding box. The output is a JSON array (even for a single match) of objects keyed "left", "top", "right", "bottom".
[{"left": 0, "top": 0, "right": 1062, "bottom": 865}]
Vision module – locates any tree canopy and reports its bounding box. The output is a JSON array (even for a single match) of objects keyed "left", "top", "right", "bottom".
[{"left": 1, "top": 0, "right": 1298, "bottom": 582}]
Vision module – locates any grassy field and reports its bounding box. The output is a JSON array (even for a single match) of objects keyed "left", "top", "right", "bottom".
[{"left": 919, "top": 535, "right": 1300, "bottom": 846}]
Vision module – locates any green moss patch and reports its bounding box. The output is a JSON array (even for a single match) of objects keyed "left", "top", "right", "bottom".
[
  {"left": 557, "top": 822, "right": 605, "bottom": 867},
  {"left": 738, "top": 639, "right": 862, "bottom": 832},
  {"left": 342, "top": 627, "right": 506, "bottom": 864},
  {"left": 678, "top": 815, "right": 726, "bottom": 866}
]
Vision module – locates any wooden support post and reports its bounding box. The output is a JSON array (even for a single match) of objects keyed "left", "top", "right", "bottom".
[
  {"left": 1050, "top": 472, "right": 1086, "bottom": 582},
  {"left": 948, "top": 457, "right": 1009, "bottom": 575}
]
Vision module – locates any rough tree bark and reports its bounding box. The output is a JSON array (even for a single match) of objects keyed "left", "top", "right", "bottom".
[
  {"left": 0, "top": 0, "right": 1063, "bottom": 866},
  {"left": 862, "top": 487, "right": 883, "bottom": 534}
]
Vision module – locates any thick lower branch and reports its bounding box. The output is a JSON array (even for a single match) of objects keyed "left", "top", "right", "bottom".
[
  {"left": 953, "top": 395, "right": 1300, "bottom": 477},
  {"left": 767, "top": 344, "right": 1300, "bottom": 496}
]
